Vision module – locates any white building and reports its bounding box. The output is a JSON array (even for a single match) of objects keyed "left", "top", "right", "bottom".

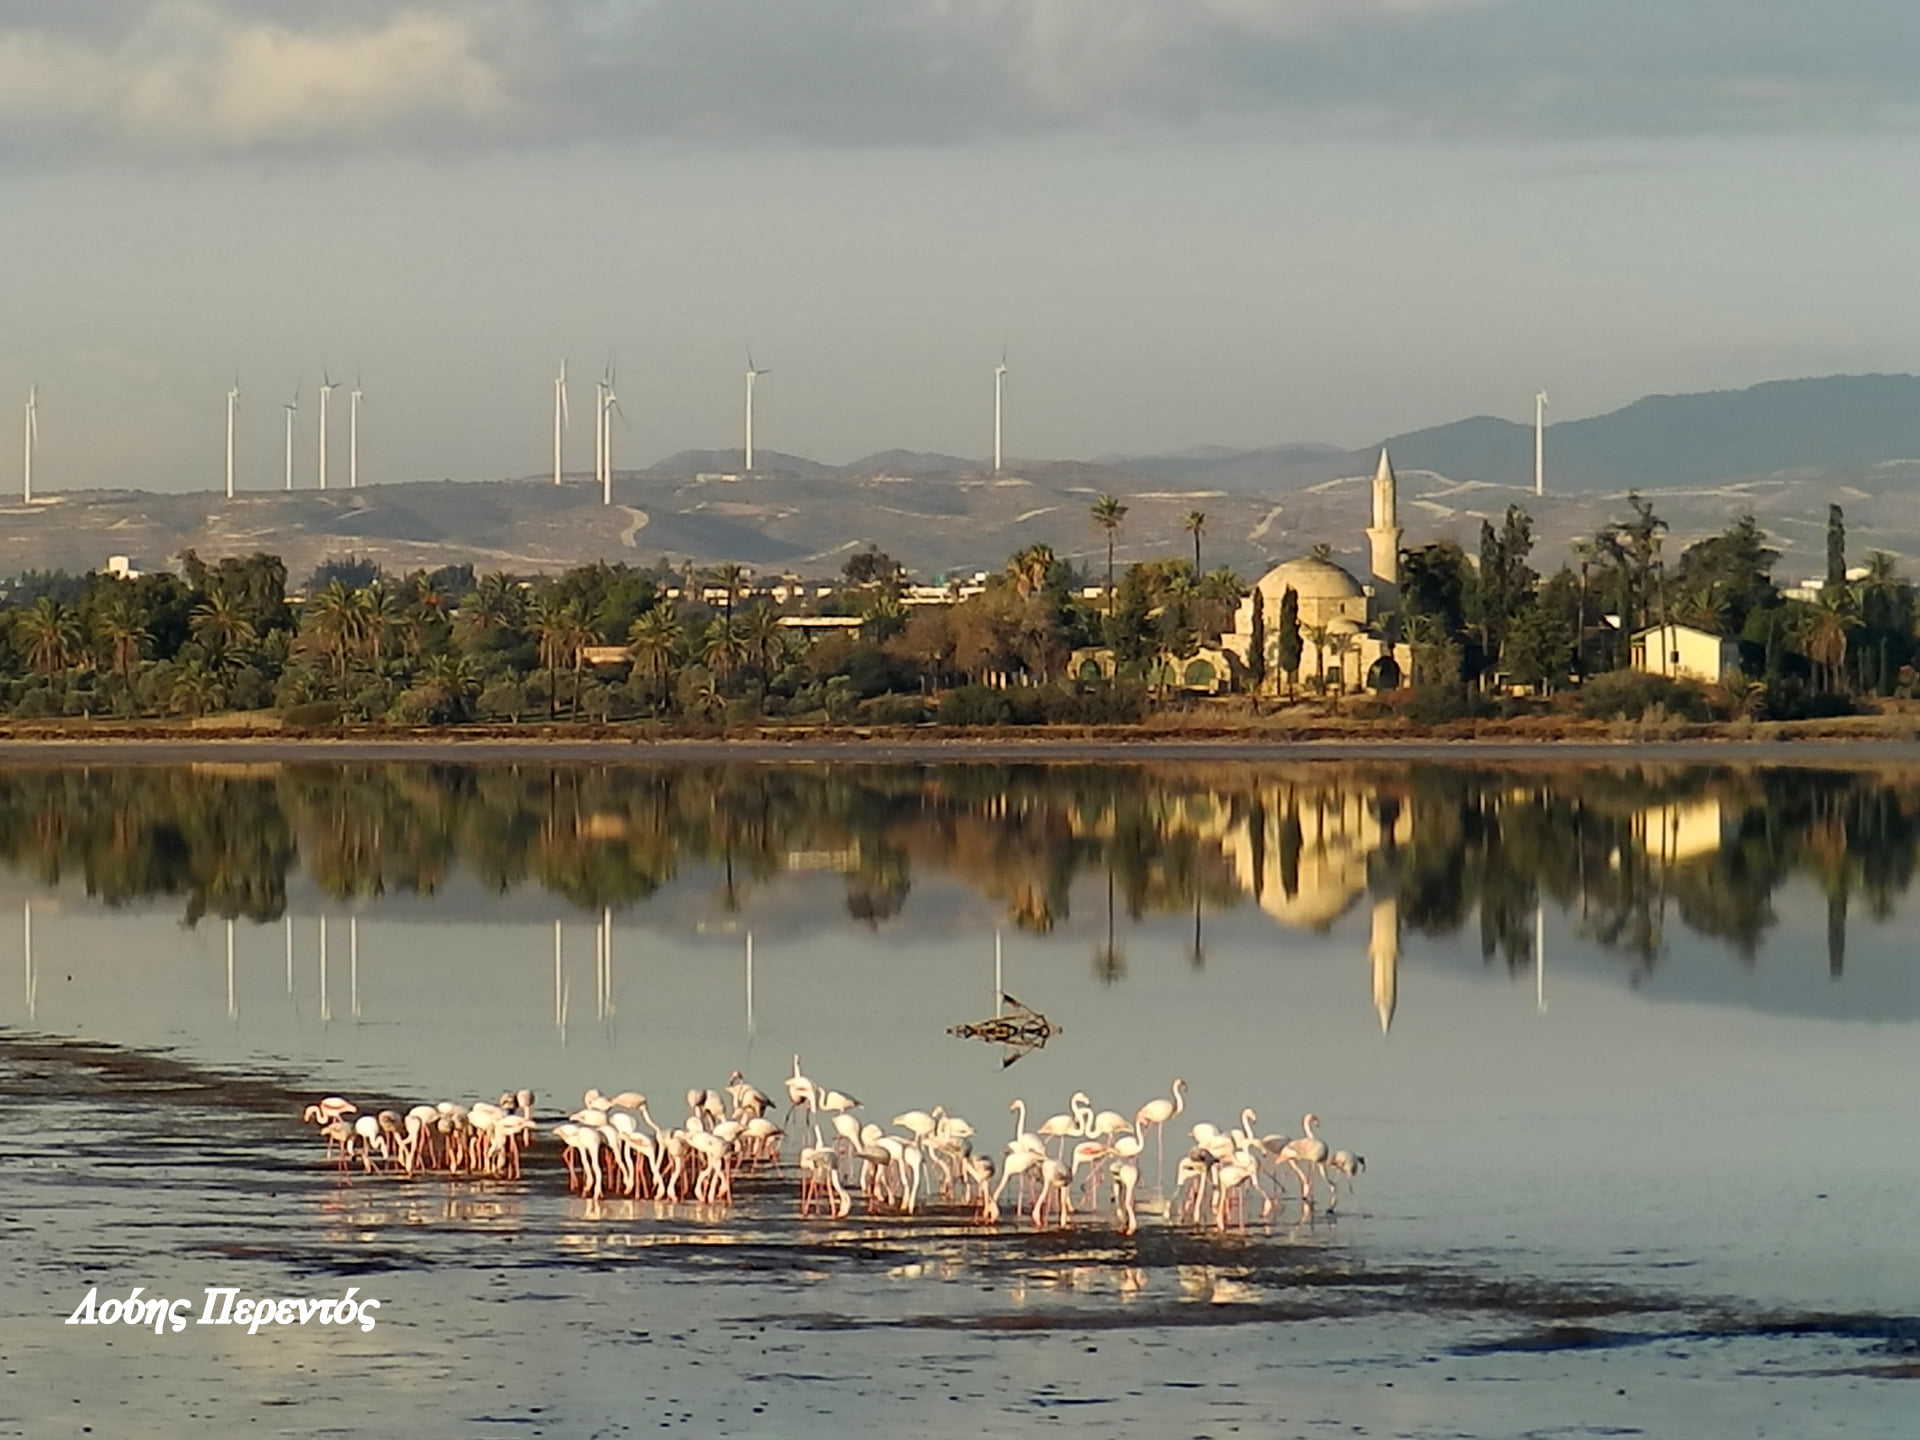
[
  {"left": 1630, "top": 623, "right": 1739, "bottom": 685},
  {"left": 1221, "top": 449, "right": 1413, "bottom": 693}
]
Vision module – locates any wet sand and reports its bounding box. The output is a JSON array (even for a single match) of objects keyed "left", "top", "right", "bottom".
[{"left": 3, "top": 1036, "right": 1914, "bottom": 1438}]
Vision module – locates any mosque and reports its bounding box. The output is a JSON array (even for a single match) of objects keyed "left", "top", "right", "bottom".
[{"left": 1223, "top": 449, "right": 1415, "bottom": 694}]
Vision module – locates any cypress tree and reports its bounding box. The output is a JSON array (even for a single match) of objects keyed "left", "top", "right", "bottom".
[
  {"left": 1275, "top": 587, "right": 1303, "bottom": 697},
  {"left": 1827, "top": 504, "right": 1847, "bottom": 591},
  {"left": 1247, "top": 589, "right": 1268, "bottom": 690}
]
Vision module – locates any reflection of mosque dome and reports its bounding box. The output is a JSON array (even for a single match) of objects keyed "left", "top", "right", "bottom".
[
  {"left": 1263, "top": 869, "right": 1364, "bottom": 929},
  {"left": 1259, "top": 556, "right": 1365, "bottom": 601}
]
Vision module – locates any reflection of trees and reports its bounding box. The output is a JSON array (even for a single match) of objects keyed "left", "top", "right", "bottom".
[{"left": 0, "top": 765, "right": 1914, "bottom": 981}]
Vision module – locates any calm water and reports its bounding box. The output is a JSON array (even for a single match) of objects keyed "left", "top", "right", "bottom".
[{"left": 0, "top": 760, "right": 1915, "bottom": 1437}]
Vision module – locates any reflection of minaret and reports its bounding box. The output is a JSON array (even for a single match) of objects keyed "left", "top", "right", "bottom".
[
  {"left": 1366, "top": 448, "right": 1402, "bottom": 595},
  {"left": 1369, "top": 895, "right": 1398, "bottom": 1033}
]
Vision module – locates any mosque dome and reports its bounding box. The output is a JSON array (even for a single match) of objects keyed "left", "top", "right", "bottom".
[{"left": 1257, "top": 555, "right": 1365, "bottom": 601}]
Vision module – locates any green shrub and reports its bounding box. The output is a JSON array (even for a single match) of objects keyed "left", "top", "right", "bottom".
[
  {"left": 280, "top": 700, "right": 342, "bottom": 729},
  {"left": 938, "top": 685, "right": 1013, "bottom": 726},
  {"left": 1041, "top": 682, "right": 1147, "bottom": 725},
  {"left": 12, "top": 688, "right": 55, "bottom": 719},
  {"left": 1576, "top": 670, "right": 1715, "bottom": 722},
  {"left": 863, "top": 693, "right": 926, "bottom": 725},
  {"left": 1753, "top": 677, "right": 1856, "bottom": 721}
]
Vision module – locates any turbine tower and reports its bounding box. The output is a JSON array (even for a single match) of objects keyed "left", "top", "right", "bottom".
[
  {"left": 22, "top": 386, "right": 37, "bottom": 504},
  {"left": 744, "top": 352, "right": 767, "bottom": 473},
  {"left": 993, "top": 350, "right": 1008, "bottom": 474},
  {"left": 594, "top": 372, "right": 608, "bottom": 495},
  {"left": 316, "top": 373, "right": 338, "bottom": 491},
  {"left": 349, "top": 378, "right": 364, "bottom": 489},
  {"left": 282, "top": 387, "right": 299, "bottom": 492},
  {"left": 601, "top": 371, "right": 624, "bottom": 507},
  {"left": 1534, "top": 390, "right": 1549, "bottom": 498},
  {"left": 553, "top": 360, "right": 569, "bottom": 485},
  {"left": 225, "top": 381, "right": 240, "bottom": 499}
]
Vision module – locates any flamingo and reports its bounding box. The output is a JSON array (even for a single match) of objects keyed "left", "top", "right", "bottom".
[
  {"left": 1134, "top": 1078, "right": 1187, "bottom": 1183},
  {"left": 1276, "top": 1113, "right": 1332, "bottom": 1202},
  {"left": 1112, "top": 1160, "right": 1141, "bottom": 1236}
]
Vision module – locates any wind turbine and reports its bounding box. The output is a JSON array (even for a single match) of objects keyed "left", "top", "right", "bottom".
[
  {"left": 594, "top": 372, "right": 608, "bottom": 495},
  {"left": 349, "top": 377, "right": 364, "bottom": 489},
  {"left": 22, "top": 386, "right": 37, "bottom": 503},
  {"left": 282, "top": 385, "right": 300, "bottom": 492},
  {"left": 224, "top": 381, "right": 240, "bottom": 499},
  {"left": 316, "top": 373, "right": 338, "bottom": 490},
  {"left": 1534, "top": 390, "right": 1549, "bottom": 498},
  {"left": 993, "top": 349, "right": 1008, "bottom": 473},
  {"left": 552, "top": 360, "right": 569, "bottom": 486},
  {"left": 744, "top": 351, "right": 767, "bottom": 473},
  {"left": 601, "top": 370, "right": 625, "bottom": 507}
]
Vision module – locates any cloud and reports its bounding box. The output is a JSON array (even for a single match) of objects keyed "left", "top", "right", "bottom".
[
  {"left": 0, "top": 0, "right": 1913, "bottom": 160},
  {"left": 0, "top": 3, "right": 503, "bottom": 153}
]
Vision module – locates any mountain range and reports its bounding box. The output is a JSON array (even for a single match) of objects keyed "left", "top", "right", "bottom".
[{"left": 5, "top": 374, "right": 1918, "bottom": 585}]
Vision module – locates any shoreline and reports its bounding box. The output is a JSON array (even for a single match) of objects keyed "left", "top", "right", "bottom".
[{"left": 3, "top": 729, "right": 1920, "bottom": 765}]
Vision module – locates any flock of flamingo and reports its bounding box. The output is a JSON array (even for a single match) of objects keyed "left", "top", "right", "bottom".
[{"left": 301, "top": 1057, "right": 1365, "bottom": 1233}]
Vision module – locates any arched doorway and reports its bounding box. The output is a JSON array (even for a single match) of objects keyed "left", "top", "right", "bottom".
[{"left": 1366, "top": 655, "right": 1403, "bottom": 691}]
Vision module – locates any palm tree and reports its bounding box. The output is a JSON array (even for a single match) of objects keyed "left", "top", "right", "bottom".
[
  {"left": 1005, "top": 543, "right": 1057, "bottom": 599},
  {"left": 190, "top": 589, "right": 256, "bottom": 660},
  {"left": 169, "top": 660, "right": 224, "bottom": 719},
  {"left": 359, "top": 582, "right": 398, "bottom": 665},
  {"left": 738, "top": 603, "right": 785, "bottom": 677},
  {"left": 1805, "top": 592, "right": 1856, "bottom": 694},
  {"left": 527, "top": 594, "right": 583, "bottom": 717},
  {"left": 1183, "top": 510, "right": 1207, "bottom": 573},
  {"left": 418, "top": 651, "right": 481, "bottom": 722},
  {"left": 1090, "top": 494, "right": 1128, "bottom": 615},
  {"left": 305, "top": 581, "right": 364, "bottom": 678},
  {"left": 461, "top": 572, "right": 522, "bottom": 636},
  {"left": 1307, "top": 622, "right": 1330, "bottom": 691},
  {"left": 627, "top": 604, "right": 684, "bottom": 707},
  {"left": 95, "top": 600, "right": 151, "bottom": 678},
  {"left": 16, "top": 597, "right": 82, "bottom": 676},
  {"left": 701, "top": 616, "right": 747, "bottom": 685},
  {"left": 707, "top": 562, "right": 748, "bottom": 621}
]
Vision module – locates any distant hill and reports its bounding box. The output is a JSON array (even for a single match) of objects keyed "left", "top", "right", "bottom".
[
  {"left": 1109, "top": 374, "right": 1920, "bottom": 494},
  {"left": 10, "top": 375, "right": 1920, "bottom": 582}
]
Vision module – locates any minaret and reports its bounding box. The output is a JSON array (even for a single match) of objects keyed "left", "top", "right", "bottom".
[
  {"left": 1369, "top": 894, "right": 1399, "bottom": 1034},
  {"left": 1366, "top": 447, "right": 1402, "bottom": 594}
]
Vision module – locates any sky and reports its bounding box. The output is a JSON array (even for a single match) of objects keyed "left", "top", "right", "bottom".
[{"left": 2, "top": 0, "right": 1917, "bottom": 494}]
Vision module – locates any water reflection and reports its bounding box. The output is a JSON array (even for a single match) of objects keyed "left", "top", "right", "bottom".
[{"left": 3, "top": 761, "right": 1917, "bottom": 1015}]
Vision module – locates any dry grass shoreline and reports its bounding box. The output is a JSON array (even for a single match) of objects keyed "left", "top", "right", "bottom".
[{"left": 2, "top": 710, "right": 1920, "bottom": 764}]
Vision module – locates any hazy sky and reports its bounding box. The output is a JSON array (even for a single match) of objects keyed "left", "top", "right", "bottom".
[{"left": 2, "top": 1, "right": 1917, "bottom": 493}]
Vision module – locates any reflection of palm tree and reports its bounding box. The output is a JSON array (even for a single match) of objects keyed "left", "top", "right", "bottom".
[{"left": 1092, "top": 868, "right": 1125, "bottom": 985}]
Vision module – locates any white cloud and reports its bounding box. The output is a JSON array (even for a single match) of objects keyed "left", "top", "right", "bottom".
[
  {"left": 0, "top": 4, "right": 503, "bottom": 153},
  {"left": 0, "top": 0, "right": 1910, "bottom": 159}
]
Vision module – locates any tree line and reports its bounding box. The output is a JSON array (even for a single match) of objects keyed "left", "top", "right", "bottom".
[{"left": 0, "top": 493, "right": 1907, "bottom": 725}]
